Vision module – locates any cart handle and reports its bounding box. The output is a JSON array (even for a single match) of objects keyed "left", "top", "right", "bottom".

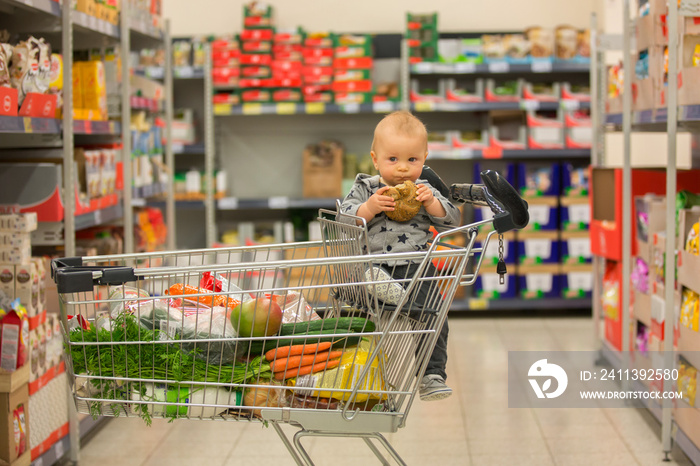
[
  {"left": 51, "top": 257, "right": 138, "bottom": 293},
  {"left": 450, "top": 170, "right": 529, "bottom": 234}
]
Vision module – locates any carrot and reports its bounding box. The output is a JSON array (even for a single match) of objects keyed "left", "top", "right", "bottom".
[
  {"left": 264, "top": 342, "right": 332, "bottom": 362},
  {"left": 270, "top": 350, "right": 344, "bottom": 373},
  {"left": 273, "top": 358, "right": 342, "bottom": 380},
  {"left": 167, "top": 284, "right": 239, "bottom": 310}
]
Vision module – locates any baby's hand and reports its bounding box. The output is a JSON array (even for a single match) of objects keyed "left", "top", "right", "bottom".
[
  {"left": 416, "top": 184, "right": 436, "bottom": 207},
  {"left": 365, "top": 186, "right": 395, "bottom": 216}
]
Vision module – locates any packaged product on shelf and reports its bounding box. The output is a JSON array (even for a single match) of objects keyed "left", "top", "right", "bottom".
[
  {"left": 444, "top": 78, "right": 484, "bottom": 103},
  {"left": 0, "top": 214, "right": 37, "bottom": 234},
  {"left": 0, "top": 300, "right": 28, "bottom": 372},
  {"left": 518, "top": 162, "right": 561, "bottom": 197},
  {"left": 680, "top": 288, "right": 699, "bottom": 331},
  {"left": 518, "top": 264, "right": 560, "bottom": 299},
  {"left": 525, "top": 27, "right": 554, "bottom": 60},
  {"left": 517, "top": 231, "right": 560, "bottom": 265},
  {"left": 0, "top": 43, "right": 11, "bottom": 87},
  {"left": 9, "top": 37, "right": 44, "bottom": 104},
  {"left": 555, "top": 25, "right": 578, "bottom": 61},
  {"left": 503, "top": 34, "right": 530, "bottom": 63},
  {"left": 172, "top": 39, "right": 192, "bottom": 67},
  {"left": 560, "top": 263, "right": 593, "bottom": 299},
  {"left": 0, "top": 383, "right": 29, "bottom": 465},
  {"left": 79, "top": 60, "right": 107, "bottom": 120},
  {"left": 482, "top": 35, "right": 505, "bottom": 62},
  {"left": 302, "top": 140, "right": 344, "bottom": 198}
]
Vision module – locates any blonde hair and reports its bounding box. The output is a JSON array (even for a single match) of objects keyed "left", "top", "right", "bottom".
[{"left": 371, "top": 110, "right": 428, "bottom": 153}]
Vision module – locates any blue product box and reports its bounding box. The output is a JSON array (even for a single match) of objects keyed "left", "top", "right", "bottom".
[
  {"left": 560, "top": 197, "right": 590, "bottom": 231},
  {"left": 518, "top": 162, "right": 561, "bottom": 197},
  {"left": 560, "top": 264, "right": 593, "bottom": 298},
  {"left": 521, "top": 196, "right": 558, "bottom": 231},
  {"left": 474, "top": 272, "right": 518, "bottom": 299},
  {"left": 473, "top": 161, "right": 516, "bottom": 186},
  {"left": 518, "top": 265, "right": 560, "bottom": 299},
  {"left": 474, "top": 231, "right": 516, "bottom": 265},
  {"left": 517, "top": 231, "right": 560, "bottom": 265},
  {"left": 560, "top": 231, "right": 592, "bottom": 265},
  {"left": 561, "top": 162, "right": 589, "bottom": 197}
]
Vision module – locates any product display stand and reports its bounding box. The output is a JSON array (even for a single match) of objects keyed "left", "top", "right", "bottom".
[{"left": 204, "top": 42, "right": 216, "bottom": 248}]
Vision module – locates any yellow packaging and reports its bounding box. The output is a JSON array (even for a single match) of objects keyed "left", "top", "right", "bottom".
[
  {"left": 49, "top": 54, "right": 63, "bottom": 91},
  {"left": 679, "top": 360, "right": 697, "bottom": 407},
  {"left": 680, "top": 288, "right": 700, "bottom": 331},
  {"left": 72, "top": 62, "right": 84, "bottom": 110},
  {"left": 80, "top": 60, "right": 107, "bottom": 121},
  {"left": 289, "top": 339, "right": 387, "bottom": 402}
]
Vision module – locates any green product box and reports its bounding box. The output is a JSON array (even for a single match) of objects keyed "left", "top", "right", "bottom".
[
  {"left": 334, "top": 44, "right": 373, "bottom": 59},
  {"left": 334, "top": 69, "right": 372, "bottom": 82},
  {"left": 334, "top": 34, "right": 372, "bottom": 47},
  {"left": 334, "top": 92, "right": 374, "bottom": 104},
  {"left": 244, "top": 3, "right": 273, "bottom": 17}
]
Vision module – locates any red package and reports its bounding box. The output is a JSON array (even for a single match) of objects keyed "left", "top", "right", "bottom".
[{"left": 0, "top": 301, "right": 28, "bottom": 371}]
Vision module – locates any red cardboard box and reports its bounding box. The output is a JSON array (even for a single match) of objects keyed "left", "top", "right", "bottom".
[
  {"left": 333, "top": 57, "right": 373, "bottom": 69},
  {"left": 589, "top": 168, "right": 700, "bottom": 261},
  {"left": 18, "top": 94, "right": 56, "bottom": 119},
  {"left": 0, "top": 88, "right": 18, "bottom": 117},
  {"left": 331, "top": 80, "right": 373, "bottom": 93},
  {"left": 240, "top": 29, "right": 273, "bottom": 41},
  {"left": 240, "top": 54, "right": 272, "bottom": 66}
]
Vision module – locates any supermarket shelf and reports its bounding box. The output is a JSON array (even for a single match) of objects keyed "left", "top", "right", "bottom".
[
  {"left": 73, "top": 119, "right": 121, "bottom": 135},
  {"left": 129, "top": 16, "right": 165, "bottom": 43},
  {"left": 3, "top": 0, "right": 61, "bottom": 16},
  {"left": 410, "top": 61, "right": 590, "bottom": 75},
  {"left": 454, "top": 297, "right": 592, "bottom": 312},
  {"left": 0, "top": 116, "right": 121, "bottom": 135},
  {"left": 73, "top": 10, "right": 119, "bottom": 39},
  {"left": 29, "top": 415, "right": 108, "bottom": 466},
  {"left": 217, "top": 197, "right": 339, "bottom": 210},
  {"left": 429, "top": 148, "right": 591, "bottom": 160},
  {"left": 214, "top": 101, "right": 401, "bottom": 116},
  {"left": 75, "top": 202, "right": 124, "bottom": 230},
  {"left": 130, "top": 95, "right": 163, "bottom": 112},
  {"left": 133, "top": 182, "right": 167, "bottom": 202},
  {"left": 213, "top": 100, "right": 589, "bottom": 116},
  {"left": 133, "top": 66, "right": 205, "bottom": 80},
  {"left": 0, "top": 116, "right": 60, "bottom": 134},
  {"left": 412, "top": 100, "right": 590, "bottom": 113},
  {"left": 172, "top": 142, "right": 205, "bottom": 154},
  {"left": 605, "top": 105, "right": 700, "bottom": 126},
  {"left": 675, "top": 422, "right": 700, "bottom": 466}
]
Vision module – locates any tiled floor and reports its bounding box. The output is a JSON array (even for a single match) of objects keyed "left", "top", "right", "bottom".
[{"left": 69, "top": 317, "right": 695, "bottom": 466}]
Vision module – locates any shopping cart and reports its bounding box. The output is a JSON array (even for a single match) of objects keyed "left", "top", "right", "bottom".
[{"left": 52, "top": 169, "right": 528, "bottom": 466}]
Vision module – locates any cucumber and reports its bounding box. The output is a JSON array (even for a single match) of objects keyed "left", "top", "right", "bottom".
[
  {"left": 247, "top": 329, "right": 366, "bottom": 356},
  {"left": 279, "top": 317, "right": 375, "bottom": 337}
]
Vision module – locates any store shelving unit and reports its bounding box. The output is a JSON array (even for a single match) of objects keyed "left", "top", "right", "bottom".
[{"left": 592, "top": 1, "right": 700, "bottom": 462}]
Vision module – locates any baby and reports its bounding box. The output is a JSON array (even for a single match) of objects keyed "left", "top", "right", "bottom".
[{"left": 340, "top": 110, "right": 461, "bottom": 401}]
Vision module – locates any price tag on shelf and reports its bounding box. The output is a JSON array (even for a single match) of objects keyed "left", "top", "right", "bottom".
[
  {"left": 412, "top": 62, "right": 433, "bottom": 74},
  {"left": 520, "top": 100, "right": 540, "bottom": 111},
  {"left": 242, "top": 103, "right": 263, "bottom": 115},
  {"left": 171, "top": 142, "right": 184, "bottom": 153},
  {"left": 213, "top": 104, "right": 232, "bottom": 116},
  {"left": 468, "top": 298, "right": 489, "bottom": 310},
  {"left": 83, "top": 119, "right": 92, "bottom": 134},
  {"left": 341, "top": 103, "right": 360, "bottom": 114},
  {"left": 55, "top": 440, "right": 65, "bottom": 459},
  {"left": 218, "top": 197, "right": 238, "bottom": 210},
  {"left": 454, "top": 62, "right": 477, "bottom": 74},
  {"left": 176, "top": 67, "right": 194, "bottom": 79},
  {"left": 305, "top": 103, "right": 325, "bottom": 114},
  {"left": 531, "top": 60, "right": 553, "bottom": 73},
  {"left": 108, "top": 121, "right": 116, "bottom": 133},
  {"left": 373, "top": 101, "right": 394, "bottom": 113},
  {"left": 276, "top": 103, "right": 296, "bottom": 115},
  {"left": 560, "top": 99, "right": 580, "bottom": 111},
  {"left": 23, "top": 117, "right": 33, "bottom": 133},
  {"left": 487, "top": 62, "right": 510, "bottom": 73},
  {"left": 34, "top": 458, "right": 43, "bottom": 466},
  {"left": 268, "top": 196, "right": 290, "bottom": 209},
  {"left": 93, "top": 209, "right": 102, "bottom": 225},
  {"left": 432, "top": 63, "right": 453, "bottom": 74},
  {"left": 414, "top": 101, "right": 435, "bottom": 112}
]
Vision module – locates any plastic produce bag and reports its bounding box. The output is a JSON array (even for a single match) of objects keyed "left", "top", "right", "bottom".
[{"left": 269, "top": 291, "right": 321, "bottom": 323}]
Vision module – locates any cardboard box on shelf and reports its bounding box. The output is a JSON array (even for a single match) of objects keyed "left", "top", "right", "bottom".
[
  {"left": 604, "top": 132, "right": 700, "bottom": 169},
  {"left": 634, "top": 290, "right": 652, "bottom": 327},
  {"left": 560, "top": 263, "right": 593, "bottom": 299},
  {"left": 635, "top": 0, "right": 667, "bottom": 52},
  {"left": 589, "top": 168, "right": 700, "bottom": 261},
  {"left": 526, "top": 111, "right": 564, "bottom": 149},
  {"left": 635, "top": 194, "right": 666, "bottom": 266},
  {"left": 474, "top": 231, "right": 516, "bottom": 266},
  {"left": 517, "top": 264, "right": 560, "bottom": 300},
  {"left": 302, "top": 141, "right": 343, "bottom": 198},
  {"left": 521, "top": 196, "right": 558, "bottom": 231},
  {"left": 473, "top": 270, "right": 518, "bottom": 299},
  {"left": 0, "top": 88, "right": 18, "bottom": 117},
  {"left": 0, "top": 383, "right": 29, "bottom": 465},
  {"left": 13, "top": 263, "right": 37, "bottom": 321},
  {"left": 560, "top": 196, "right": 590, "bottom": 231},
  {"left": 677, "top": 33, "right": 700, "bottom": 107},
  {"left": 560, "top": 230, "right": 591, "bottom": 265},
  {"left": 518, "top": 162, "right": 560, "bottom": 197},
  {"left": 678, "top": 208, "right": 700, "bottom": 294},
  {"left": 517, "top": 230, "right": 559, "bottom": 265}
]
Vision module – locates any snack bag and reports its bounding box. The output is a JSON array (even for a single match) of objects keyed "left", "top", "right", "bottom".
[
  {"left": 36, "top": 38, "right": 51, "bottom": 93},
  {"left": 0, "top": 44, "right": 12, "bottom": 87},
  {"left": 290, "top": 338, "right": 388, "bottom": 402},
  {"left": 680, "top": 288, "right": 699, "bottom": 331},
  {"left": 10, "top": 37, "right": 43, "bottom": 104},
  {"left": 686, "top": 222, "right": 699, "bottom": 255}
]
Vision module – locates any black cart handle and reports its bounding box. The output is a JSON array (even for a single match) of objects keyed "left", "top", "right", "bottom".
[
  {"left": 51, "top": 257, "right": 138, "bottom": 293},
  {"left": 450, "top": 170, "right": 529, "bottom": 234}
]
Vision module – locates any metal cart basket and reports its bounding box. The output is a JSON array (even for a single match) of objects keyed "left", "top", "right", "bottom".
[{"left": 52, "top": 170, "right": 528, "bottom": 465}]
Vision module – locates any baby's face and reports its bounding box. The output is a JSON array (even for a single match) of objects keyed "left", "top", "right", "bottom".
[{"left": 371, "top": 130, "right": 427, "bottom": 187}]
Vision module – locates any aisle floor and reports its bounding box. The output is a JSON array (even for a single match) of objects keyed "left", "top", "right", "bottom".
[{"left": 72, "top": 317, "right": 694, "bottom": 466}]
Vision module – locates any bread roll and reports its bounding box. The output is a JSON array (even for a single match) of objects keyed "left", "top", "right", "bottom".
[{"left": 385, "top": 181, "right": 421, "bottom": 222}]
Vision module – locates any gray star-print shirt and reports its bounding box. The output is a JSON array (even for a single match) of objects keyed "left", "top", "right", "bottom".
[{"left": 340, "top": 174, "right": 461, "bottom": 264}]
